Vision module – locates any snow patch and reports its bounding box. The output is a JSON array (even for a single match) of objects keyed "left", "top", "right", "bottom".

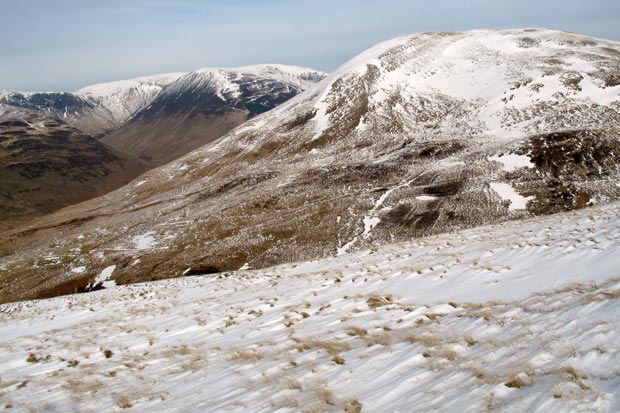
[
  {"left": 490, "top": 182, "right": 534, "bottom": 210},
  {"left": 90, "top": 265, "right": 117, "bottom": 289},
  {"left": 132, "top": 232, "right": 157, "bottom": 250},
  {"left": 489, "top": 153, "right": 534, "bottom": 172}
]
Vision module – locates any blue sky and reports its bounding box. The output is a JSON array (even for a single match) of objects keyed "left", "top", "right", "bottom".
[{"left": 1, "top": 0, "right": 619, "bottom": 91}]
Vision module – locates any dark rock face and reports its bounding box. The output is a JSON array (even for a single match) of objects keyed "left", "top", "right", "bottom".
[
  {"left": 138, "top": 73, "right": 301, "bottom": 119},
  {"left": 516, "top": 130, "right": 620, "bottom": 214},
  {"left": 0, "top": 92, "right": 95, "bottom": 114}
]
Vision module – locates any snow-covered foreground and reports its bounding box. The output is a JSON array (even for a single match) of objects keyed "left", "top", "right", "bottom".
[{"left": 2, "top": 202, "right": 620, "bottom": 412}]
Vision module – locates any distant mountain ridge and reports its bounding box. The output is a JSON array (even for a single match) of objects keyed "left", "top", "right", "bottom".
[
  {"left": 0, "top": 73, "right": 185, "bottom": 136},
  {"left": 1, "top": 65, "right": 327, "bottom": 164},
  {"left": 100, "top": 64, "right": 327, "bottom": 164}
]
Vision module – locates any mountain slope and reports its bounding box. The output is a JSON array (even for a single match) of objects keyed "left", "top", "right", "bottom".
[
  {"left": 1, "top": 199, "right": 619, "bottom": 411},
  {"left": 1, "top": 29, "right": 620, "bottom": 302},
  {"left": 0, "top": 73, "right": 185, "bottom": 136},
  {"left": 74, "top": 72, "right": 186, "bottom": 135},
  {"left": 100, "top": 65, "right": 327, "bottom": 164},
  {"left": 0, "top": 106, "right": 148, "bottom": 230}
]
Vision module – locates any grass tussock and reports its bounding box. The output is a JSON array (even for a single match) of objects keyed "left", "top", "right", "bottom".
[
  {"left": 366, "top": 295, "right": 393, "bottom": 310},
  {"left": 346, "top": 326, "right": 368, "bottom": 337}
]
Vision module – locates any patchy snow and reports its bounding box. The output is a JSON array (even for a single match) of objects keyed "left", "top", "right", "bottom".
[
  {"left": 1, "top": 202, "right": 620, "bottom": 412},
  {"left": 489, "top": 153, "right": 534, "bottom": 172},
  {"left": 490, "top": 182, "right": 534, "bottom": 210},
  {"left": 226, "top": 64, "right": 327, "bottom": 90},
  {"left": 132, "top": 232, "right": 157, "bottom": 250},
  {"left": 362, "top": 216, "right": 381, "bottom": 238},
  {"left": 134, "top": 179, "right": 147, "bottom": 187},
  {"left": 89, "top": 265, "right": 117, "bottom": 289},
  {"left": 339, "top": 176, "right": 423, "bottom": 255},
  {"left": 239, "top": 263, "right": 252, "bottom": 271},
  {"left": 416, "top": 195, "right": 438, "bottom": 201},
  {"left": 70, "top": 266, "right": 86, "bottom": 274},
  {"left": 306, "top": 29, "right": 620, "bottom": 143}
]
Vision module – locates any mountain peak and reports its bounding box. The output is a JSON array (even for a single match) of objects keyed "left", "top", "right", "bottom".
[{"left": 75, "top": 72, "right": 187, "bottom": 98}]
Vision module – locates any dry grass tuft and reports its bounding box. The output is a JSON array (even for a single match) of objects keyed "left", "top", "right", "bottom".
[
  {"left": 332, "top": 355, "right": 345, "bottom": 365},
  {"left": 287, "top": 380, "right": 303, "bottom": 390},
  {"left": 344, "top": 399, "right": 363, "bottom": 413},
  {"left": 562, "top": 365, "right": 590, "bottom": 390},
  {"left": 405, "top": 333, "right": 440, "bottom": 347},
  {"left": 464, "top": 335, "right": 478, "bottom": 346},
  {"left": 310, "top": 340, "right": 351, "bottom": 356},
  {"left": 364, "top": 332, "right": 391, "bottom": 347},
  {"left": 366, "top": 295, "right": 393, "bottom": 309},
  {"left": 346, "top": 326, "right": 368, "bottom": 337},
  {"left": 314, "top": 386, "right": 335, "bottom": 406},
  {"left": 115, "top": 395, "right": 133, "bottom": 409},
  {"left": 504, "top": 376, "right": 525, "bottom": 388}
]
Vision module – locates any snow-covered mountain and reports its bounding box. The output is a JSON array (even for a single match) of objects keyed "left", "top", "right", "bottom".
[
  {"left": 101, "top": 64, "right": 327, "bottom": 164},
  {"left": 1, "top": 198, "right": 619, "bottom": 411},
  {"left": 0, "top": 73, "right": 185, "bottom": 136},
  {"left": 0, "top": 66, "right": 325, "bottom": 164},
  {"left": 1, "top": 29, "right": 620, "bottom": 303},
  {"left": 75, "top": 72, "right": 186, "bottom": 134}
]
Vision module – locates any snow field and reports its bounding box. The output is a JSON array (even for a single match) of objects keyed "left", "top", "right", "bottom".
[{"left": 1, "top": 201, "right": 620, "bottom": 412}]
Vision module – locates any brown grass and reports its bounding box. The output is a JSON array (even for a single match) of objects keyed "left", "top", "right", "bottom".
[
  {"left": 346, "top": 327, "right": 368, "bottom": 337},
  {"left": 405, "top": 333, "right": 440, "bottom": 347},
  {"left": 366, "top": 295, "right": 393, "bottom": 309},
  {"left": 562, "top": 365, "right": 590, "bottom": 390},
  {"left": 504, "top": 377, "right": 525, "bottom": 388},
  {"left": 344, "top": 399, "right": 363, "bottom": 413}
]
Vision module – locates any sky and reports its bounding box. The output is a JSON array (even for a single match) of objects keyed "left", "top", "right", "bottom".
[{"left": 1, "top": 0, "right": 619, "bottom": 92}]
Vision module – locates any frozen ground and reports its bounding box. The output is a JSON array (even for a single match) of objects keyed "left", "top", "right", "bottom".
[{"left": 1, "top": 201, "right": 620, "bottom": 412}]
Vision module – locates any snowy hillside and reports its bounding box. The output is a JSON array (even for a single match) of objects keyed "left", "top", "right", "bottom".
[
  {"left": 155, "top": 64, "right": 327, "bottom": 112},
  {"left": 0, "top": 66, "right": 323, "bottom": 139},
  {"left": 1, "top": 199, "right": 619, "bottom": 412},
  {"left": 100, "top": 64, "right": 327, "bottom": 164},
  {"left": 75, "top": 72, "right": 186, "bottom": 128},
  {"left": 198, "top": 64, "right": 328, "bottom": 91},
  {"left": 0, "top": 73, "right": 184, "bottom": 136},
  {"left": 304, "top": 29, "right": 620, "bottom": 141},
  {"left": 1, "top": 29, "right": 620, "bottom": 303}
]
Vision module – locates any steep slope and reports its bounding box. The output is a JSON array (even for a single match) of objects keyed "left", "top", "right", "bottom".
[
  {"left": 0, "top": 90, "right": 101, "bottom": 133},
  {"left": 1, "top": 29, "right": 620, "bottom": 302},
  {"left": 1, "top": 199, "right": 619, "bottom": 412},
  {"left": 0, "top": 73, "right": 185, "bottom": 136},
  {"left": 74, "top": 72, "right": 186, "bottom": 135},
  {"left": 0, "top": 106, "right": 148, "bottom": 230},
  {"left": 101, "top": 65, "right": 327, "bottom": 164}
]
